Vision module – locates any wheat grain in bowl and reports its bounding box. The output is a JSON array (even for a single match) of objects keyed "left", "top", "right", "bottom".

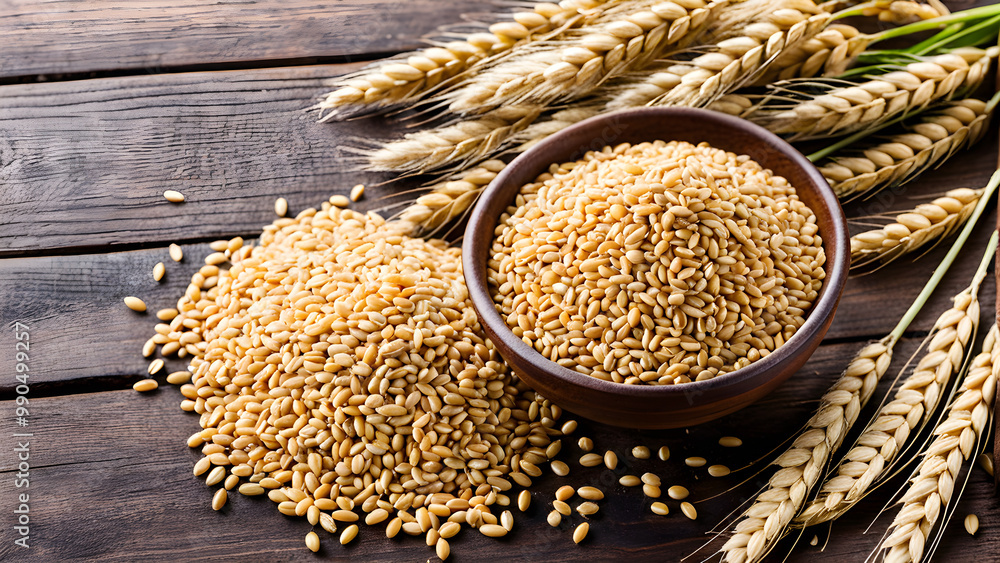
[{"left": 486, "top": 140, "right": 825, "bottom": 385}]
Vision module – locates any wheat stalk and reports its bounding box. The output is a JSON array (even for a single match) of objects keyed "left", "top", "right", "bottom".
[
  {"left": 878, "top": 321, "right": 998, "bottom": 563},
  {"left": 745, "top": 47, "right": 995, "bottom": 140},
  {"left": 796, "top": 271, "right": 984, "bottom": 526},
  {"left": 849, "top": 188, "right": 982, "bottom": 272},
  {"left": 435, "top": 0, "right": 726, "bottom": 116},
  {"left": 366, "top": 105, "right": 541, "bottom": 175},
  {"left": 819, "top": 97, "right": 994, "bottom": 200},
  {"left": 721, "top": 338, "right": 896, "bottom": 563},
  {"left": 315, "top": 0, "right": 612, "bottom": 120}
]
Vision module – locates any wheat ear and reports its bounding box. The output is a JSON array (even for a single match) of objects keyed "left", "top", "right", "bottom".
[
  {"left": 746, "top": 47, "right": 995, "bottom": 140},
  {"left": 849, "top": 188, "right": 982, "bottom": 272},
  {"left": 720, "top": 338, "right": 896, "bottom": 563},
  {"left": 645, "top": 12, "right": 833, "bottom": 108},
  {"left": 437, "top": 0, "right": 726, "bottom": 116},
  {"left": 796, "top": 268, "right": 985, "bottom": 526},
  {"left": 394, "top": 159, "right": 506, "bottom": 236},
  {"left": 718, "top": 188, "right": 995, "bottom": 563},
  {"left": 819, "top": 97, "right": 994, "bottom": 200},
  {"left": 878, "top": 321, "right": 998, "bottom": 563},
  {"left": 754, "top": 24, "right": 867, "bottom": 83},
  {"left": 366, "top": 105, "right": 540, "bottom": 175},
  {"left": 315, "top": 0, "right": 611, "bottom": 120}
]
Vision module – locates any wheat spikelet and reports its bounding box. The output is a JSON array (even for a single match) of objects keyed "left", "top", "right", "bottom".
[
  {"left": 395, "top": 160, "right": 507, "bottom": 236},
  {"left": 316, "top": 0, "right": 612, "bottom": 120},
  {"left": 796, "top": 278, "right": 982, "bottom": 526},
  {"left": 849, "top": 188, "right": 982, "bottom": 272},
  {"left": 754, "top": 24, "right": 867, "bottom": 83},
  {"left": 720, "top": 338, "right": 896, "bottom": 563},
  {"left": 860, "top": 0, "right": 948, "bottom": 24},
  {"left": 366, "top": 105, "right": 541, "bottom": 175},
  {"left": 648, "top": 12, "right": 832, "bottom": 108},
  {"left": 877, "top": 324, "right": 997, "bottom": 563},
  {"left": 437, "top": 0, "right": 726, "bottom": 116},
  {"left": 747, "top": 47, "right": 995, "bottom": 140},
  {"left": 820, "top": 98, "right": 993, "bottom": 200}
]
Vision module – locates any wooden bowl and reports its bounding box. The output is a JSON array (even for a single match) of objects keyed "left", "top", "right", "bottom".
[{"left": 463, "top": 107, "right": 849, "bottom": 429}]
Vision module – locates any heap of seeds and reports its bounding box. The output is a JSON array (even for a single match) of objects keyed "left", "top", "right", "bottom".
[
  {"left": 149, "top": 205, "right": 566, "bottom": 556},
  {"left": 487, "top": 140, "right": 825, "bottom": 384}
]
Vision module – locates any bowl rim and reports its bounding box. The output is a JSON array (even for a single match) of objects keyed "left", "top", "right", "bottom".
[{"left": 463, "top": 106, "right": 849, "bottom": 400}]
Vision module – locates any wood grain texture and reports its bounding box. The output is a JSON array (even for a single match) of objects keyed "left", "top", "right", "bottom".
[
  {"left": 1, "top": 62, "right": 996, "bottom": 258},
  {"left": 0, "top": 0, "right": 495, "bottom": 79},
  {"left": 2, "top": 340, "right": 997, "bottom": 562}
]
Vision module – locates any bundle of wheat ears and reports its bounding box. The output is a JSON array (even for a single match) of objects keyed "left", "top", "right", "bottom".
[{"left": 313, "top": 1, "right": 1000, "bottom": 560}]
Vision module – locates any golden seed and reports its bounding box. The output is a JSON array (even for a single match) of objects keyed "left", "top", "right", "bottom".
[
  {"left": 604, "top": 450, "right": 618, "bottom": 470},
  {"left": 479, "top": 524, "right": 508, "bottom": 538},
  {"left": 547, "top": 510, "right": 562, "bottom": 527},
  {"left": 579, "top": 453, "right": 603, "bottom": 467},
  {"left": 205, "top": 466, "right": 226, "bottom": 486},
  {"left": 561, "top": 420, "right": 578, "bottom": 435},
  {"left": 809, "top": 535, "right": 818, "bottom": 546},
  {"left": 142, "top": 338, "right": 156, "bottom": 358},
  {"left": 965, "top": 514, "right": 979, "bottom": 535},
  {"left": 384, "top": 517, "right": 399, "bottom": 538},
  {"left": 193, "top": 456, "right": 211, "bottom": 476},
  {"left": 155, "top": 308, "right": 177, "bottom": 321},
  {"left": 708, "top": 464, "right": 731, "bottom": 477},
  {"left": 164, "top": 190, "right": 185, "bottom": 203},
  {"left": 439, "top": 521, "right": 460, "bottom": 539},
  {"left": 573, "top": 522, "right": 589, "bottom": 544},
  {"left": 643, "top": 484, "right": 661, "bottom": 499},
  {"left": 436, "top": 537, "right": 450, "bottom": 561},
  {"left": 577, "top": 502, "right": 599, "bottom": 516},
  {"left": 340, "top": 524, "right": 359, "bottom": 545},
  {"left": 166, "top": 371, "right": 191, "bottom": 385},
  {"left": 350, "top": 184, "right": 365, "bottom": 202},
  {"left": 553, "top": 500, "right": 572, "bottom": 516},
  {"left": 577, "top": 436, "right": 593, "bottom": 451},
  {"left": 651, "top": 502, "right": 669, "bottom": 516},
  {"left": 556, "top": 485, "right": 575, "bottom": 501},
  {"left": 551, "top": 460, "right": 570, "bottom": 476},
  {"left": 619, "top": 475, "right": 641, "bottom": 487},
  {"left": 212, "top": 488, "right": 227, "bottom": 510},
  {"left": 501, "top": 510, "right": 514, "bottom": 532},
  {"left": 518, "top": 490, "right": 531, "bottom": 512},
  {"left": 365, "top": 508, "right": 389, "bottom": 525},
  {"left": 658, "top": 446, "right": 670, "bottom": 461},
  {"left": 305, "top": 531, "right": 320, "bottom": 553},
  {"left": 667, "top": 485, "right": 689, "bottom": 500},
  {"left": 577, "top": 486, "right": 604, "bottom": 501},
  {"left": 153, "top": 262, "right": 166, "bottom": 282},
  {"left": 329, "top": 195, "right": 350, "bottom": 208},
  {"left": 719, "top": 436, "right": 743, "bottom": 448},
  {"left": 209, "top": 240, "right": 228, "bottom": 251},
  {"left": 685, "top": 457, "right": 707, "bottom": 468},
  {"left": 204, "top": 252, "right": 227, "bottom": 266},
  {"left": 239, "top": 483, "right": 264, "bottom": 496},
  {"left": 124, "top": 296, "right": 147, "bottom": 312},
  {"left": 680, "top": 501, "right": 697, "bottom": 520},
  {"left": 632, "top": 446, "right": 650, "bottom": 459},
  {"left": 274, "top": 197, "right": 288, "bottom": 217},
  {"left": 133, "top": 379, "right": 158, "bottom": 392},
  {"left": 168, "top": 243, "right": 183, "bottom": 262},
  {"left": 332, "top": 509, "right": 359, "bottom": 522},
  {"left": 147, "top": 358, "right": 164, "bottom": 375},
  {"left": 641, "top": 473, "right": 660, "bottom": 487}
]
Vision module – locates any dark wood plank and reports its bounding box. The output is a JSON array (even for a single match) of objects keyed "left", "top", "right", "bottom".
[
  {"left": 0, "top": 199, "right": 995, "bottom": 392},
  {"left": 0, "top": 0, "right": 494, "bottom": 80},
  {"left": 1, "top": 63, "right": 997, "bottom": 258},
  {"left": 2, "top": 338, "right": 997, "bottom": 562}
]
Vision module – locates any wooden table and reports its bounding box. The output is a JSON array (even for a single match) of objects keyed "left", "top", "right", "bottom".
[{"left": 1, "top": 1, "right": 998, "bottom": 561}]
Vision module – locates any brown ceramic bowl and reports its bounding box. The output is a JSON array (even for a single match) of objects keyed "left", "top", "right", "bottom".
[{"left": 463, "top": 107, "right": 849, "bottom": 429}]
